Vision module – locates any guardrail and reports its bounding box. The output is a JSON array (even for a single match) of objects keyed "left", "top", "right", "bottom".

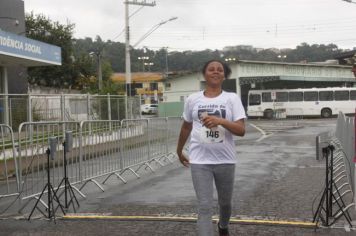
[
  {"left": 17, "top": 121, "right": 81, "bottom": 201},
  {"left": 315, "top": 111, "right": 355, "bottom": 224},
  {"left": 0, "top": 117, "right": 182, "bottom": 215},
  {"left": 313, "top": 138, "right": 355, "bottom": 227},
  {"left": 335, "top": 112, "right": 355, "bottom": 192},
  {"left": 0, "top": 124, "right": 19, "bottom": 203}
]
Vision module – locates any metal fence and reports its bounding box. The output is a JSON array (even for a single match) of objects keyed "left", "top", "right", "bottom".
[
  {"left": 335, "top": 112, "right": 355, "bottom": 193},
  {"left": 0, "top": 124, "right": 19, "bottom": 201},
  {"left": 313, "top": 112, "right": 356, "bottom": 225},
  {"left": 17, "top": 121, "right": 81, "bottom": 200},
  {"left": 0, "top": 94, "right": 141, "bottom": 129},
  {"left": 0, "top": 117, "right": 182, "bottom": 214}
]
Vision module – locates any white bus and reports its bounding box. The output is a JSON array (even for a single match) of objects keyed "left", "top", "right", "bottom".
[{"left": 247, "top": 87, "right": 356, "bottom": 119}]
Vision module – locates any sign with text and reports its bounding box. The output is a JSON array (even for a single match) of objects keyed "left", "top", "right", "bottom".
[{"left": 0, "top": 30, "right": 61, "bottom": 65}]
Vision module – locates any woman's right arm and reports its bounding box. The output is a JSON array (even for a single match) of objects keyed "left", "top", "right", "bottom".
[{"left": 176, "top": 121, "right": 192, "bottom": 167}]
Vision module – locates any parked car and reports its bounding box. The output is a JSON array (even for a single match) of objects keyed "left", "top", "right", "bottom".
[{"left": 141, "top": 104, "right": 158, "bottom": 114}]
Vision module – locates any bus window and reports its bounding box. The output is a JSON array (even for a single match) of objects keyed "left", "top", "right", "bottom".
[
  {"left": 276, "top": 92, "right": 288, "bottom": 102},
  {"left": 249, "top": 94, "right": 261, "bottom": 106},
  {"left": 351, "top": 90, "right": 356, "bottom": 100},
  {"left": 334, "top": 91, "right": 349, "bottom": 101},
  {"left": 289, "top": 92, "right": 303, "bottom": 102},
  {"left": 262, "top": 92, "right": 272, "bottom": 102},
  {"left": 319, "top": 91, "right": 333, "bottom": 101},
  {"left": 304, "top": 91, "right": 318, "bottom": 101}
]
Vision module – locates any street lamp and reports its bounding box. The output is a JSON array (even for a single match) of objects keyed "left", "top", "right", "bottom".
[
  {"left": 124, "top": 0, "right": 156, "bottom": 98},
  {"left": 138, "top": 56, "right": 149, "bottom": 72},
  {"left": 89, "top": 51, "right": 103, "bottom": 91},
  {"left": 133, "top": 17, "right": 178, "bottom": 48},
  {"left": 224, "top": 57, "right": 237, "bottom": 62},
  {"left": 278, "top": 55, "right": 287, "bottom": 62},
  {"left": 144, "top": 62, "right": 154, "bottom": 71}
]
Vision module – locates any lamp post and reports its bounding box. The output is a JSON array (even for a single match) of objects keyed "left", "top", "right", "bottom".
[
  {"left": 89, "top": 51, "right": 103, "bottom": 91},
  {"left": 138, "top": 56, "right": 149, "bottom": 72},
  {"left": 124, "top": 0, "right": 156, "bottom": 97},
  {"left": 278, "top": 55, "right": 287, "bottom": 62},
  {"left": 144, "top": 62, "right": 154, "bottom": 71},
  {"left": 224, "top": 57, "right": 237, "bottom": 63},
  {"left": 132, "top": 17, "right": 178, "bottom": 48}
]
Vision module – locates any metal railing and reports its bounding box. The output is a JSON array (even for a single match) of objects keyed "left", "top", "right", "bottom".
[
  {"left": 0, "top": 124, "right": 19, "bottom": 201},
  {"left": 335, "top": 112, "right": 355, "bottom": 192},
  {"left": 0, "top": 94, "right": 141, "bottom": 129},
  {"left": 17, "top": 121, "right": 81, "bottom": 200},
  {"left": 0, "top": 117, "right": 182, "bottom": 214}
]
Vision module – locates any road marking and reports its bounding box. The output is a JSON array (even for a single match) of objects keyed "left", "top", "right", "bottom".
[
  {"left": 62, "top": 214, "right": 318, "bottom": 228},
  {"left": 249, "top": 123, "right": 272, "bottom": 142}
]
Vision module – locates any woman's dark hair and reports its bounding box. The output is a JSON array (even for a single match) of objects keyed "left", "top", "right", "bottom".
[{"left": 201, "top": 59, "right": 232, "bottom": 79}]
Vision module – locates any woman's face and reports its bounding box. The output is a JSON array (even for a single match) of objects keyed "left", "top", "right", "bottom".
[{"left": 204, "top": 61, "right": 225, "bottom": 87}]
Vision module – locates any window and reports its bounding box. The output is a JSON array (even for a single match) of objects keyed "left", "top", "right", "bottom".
[
  {"left": 304, "top": 91, "right": 318, "bottom": 101},
  {"left": 319, "top": 91, "right": 333, "bottom": 101},
  {"left": 276, "top": 92, "right": 288, "bottom": 102},
  {"left": 350, "top": 90, "right": 356, "bottom": 100},
  {"left": 262, "top": 92, "right": 272, "bottom": 102},
  {"left": 165, "top": 82, "right": 171, "bottom": 91},
  {"left": 289, "top": 92, "right": 303, "bottom": 102},
  {"left": 249, "top": 94, "right": 261, "bottom": 106},
  {"left": 334, "top": 91, "right": 349, "bottom": 101}
]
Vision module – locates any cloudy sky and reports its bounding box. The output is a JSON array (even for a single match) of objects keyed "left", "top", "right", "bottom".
[{"left": 24, "top": 0, "right": 356, "bottom": 51}]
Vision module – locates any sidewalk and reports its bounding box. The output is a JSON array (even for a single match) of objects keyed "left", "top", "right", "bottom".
[{"left": 1, "top": 119, "right": 355, "bottom": 235}]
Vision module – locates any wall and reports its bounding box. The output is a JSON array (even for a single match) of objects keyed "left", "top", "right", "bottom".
[
  {"left": 0, "top": 0, "right": 28, "bottom": 94},
  {"left": 158, "top": 102, "right": 183, "bottom": 117},
  {"left": 164, "top": 73, "right": 202, "bottom": 102}
]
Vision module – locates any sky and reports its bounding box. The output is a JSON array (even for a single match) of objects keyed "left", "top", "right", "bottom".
[{"left": 24, "top": 0, "right": 356, "bottom": 52}]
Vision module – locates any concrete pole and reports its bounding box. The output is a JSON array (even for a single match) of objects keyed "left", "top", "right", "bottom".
[
  {"left": 2, "top": 67, "right": 9, "bottom": 126},
  {"left": 98, "top": 53, "right": 103, "bottom": 91},
  {"left": 124, "top": 1, "right": 132, "bottom": 96}
]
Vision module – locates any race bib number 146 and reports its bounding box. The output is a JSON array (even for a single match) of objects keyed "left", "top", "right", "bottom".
[{"left": 200, "top": 125, "right": 225, "bottom": 143}]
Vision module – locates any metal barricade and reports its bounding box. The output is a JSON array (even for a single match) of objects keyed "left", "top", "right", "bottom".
[
  {"left": 0, "top": 124, "right": 19, "bottom": 201},
  {"left": 147, "top": 118, "right": 169, "bottom": 163},
  {"left": 17, "top": 121, "right": 81, "bottom": 201},
  {"left": 79, "top": 120, "right": 122, "bottom": 191},
  {"left": 167, "top": 117, "right": 182, "bottom": 156},
  {"left": 120, "top": 119, "right": 151, "bottom": 177}
]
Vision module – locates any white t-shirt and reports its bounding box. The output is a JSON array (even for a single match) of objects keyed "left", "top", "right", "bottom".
[{"left": 183, "top": 91, "right": 246, "bottom": 164}]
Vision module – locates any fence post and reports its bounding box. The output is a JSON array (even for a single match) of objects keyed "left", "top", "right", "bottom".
[
  {"left": 60, "top": 93, "right": 65, "bottom": 121},
  {"left": 165, "top": 117, "right": 169, "bottom": 155},
  {"left": 107, "top": 93, "right": 112, "bottom": 131},
  {"left": 79, "top": 121, "right": 83, "bottom": 182},
  {"left": 125, "top": 96, "right": 128, "bottom": 120},
  {"left": 27, "top": 94, "right": 32, "bottom": 123},
  {"left": 2, "top": 68, "right": 9, "bottom": 126}
]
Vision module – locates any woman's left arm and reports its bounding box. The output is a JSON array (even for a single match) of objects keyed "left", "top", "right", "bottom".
[{"left": 201, "top": 116, "right": 245, "bottom": 137}]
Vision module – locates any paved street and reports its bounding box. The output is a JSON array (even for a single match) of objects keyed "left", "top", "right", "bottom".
[{"left": 1, "top": 118, "right": 355, "bottom": 235}]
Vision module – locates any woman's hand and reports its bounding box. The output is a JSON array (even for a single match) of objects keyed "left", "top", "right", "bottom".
[
  {"left": 202, "top": 115, "right": 245, "bottom": 136},
  {"left": 202, "top": 115, "right": 221, "bottom": 129},
  {"left": 178, "top": 152, "right": 190, "bottom": 167}
]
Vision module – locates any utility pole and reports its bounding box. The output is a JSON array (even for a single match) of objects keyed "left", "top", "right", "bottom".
[{"left": 124, "top": 0, "right": 156, "bottom": 96}]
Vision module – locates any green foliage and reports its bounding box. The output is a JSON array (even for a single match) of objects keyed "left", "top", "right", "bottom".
[
  {"left": 72, "top": 39, "right": 344, "bottom": 74},
  {"left": 25, "top": 13, "right": 117, "bottom": 93},
  {"left": 26, "top": 12, "right": 77, "bottom": 88},
  {"left": 25, "top": 12, "right": 348, "bottom": 89}
]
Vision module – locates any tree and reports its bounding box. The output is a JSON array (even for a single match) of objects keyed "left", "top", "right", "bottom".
[{"left": 26, "top": 12, "right": 78, "bottom": 88}]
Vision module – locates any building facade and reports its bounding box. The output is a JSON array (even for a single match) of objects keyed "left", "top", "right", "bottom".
[{"left": 163, "top": 60, "right": 356, "bottom": 112}]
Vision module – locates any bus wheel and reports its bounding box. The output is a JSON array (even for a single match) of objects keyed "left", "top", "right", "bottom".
[
  {"left": 264, "top": 110, "right": 273, "bottom": 119},
  {"left": 321, "top": 108, "right": 332, "bottom": 118}
]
